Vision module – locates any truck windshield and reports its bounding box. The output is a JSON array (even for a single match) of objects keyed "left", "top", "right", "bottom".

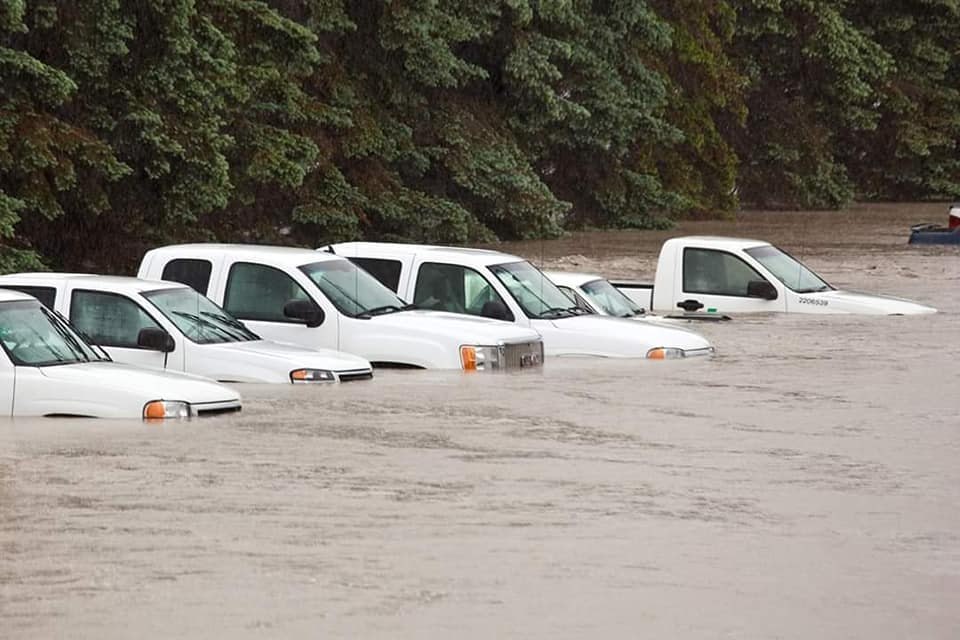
[
  {"left": 489, "top": 261, "right": 583, "bottom": 319},
  {"left": 299, "top": 260, "right": 410, "bottom": 318},
  {"left": 744, "top": 245, "right": 832, "bottom": 293},
  {"left": 582, "top": 279, "right": 644, "bottom": 317},
  {"left": 0, "top": 300, "right": 107, "bottom": 366},
  {"left": 143, "top": 287, "right": 260, "bottom": 344}
]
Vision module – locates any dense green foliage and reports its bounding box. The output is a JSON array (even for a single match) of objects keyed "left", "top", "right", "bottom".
[{"left": 1, "top": 0, "right": 957, "bottom": 271}]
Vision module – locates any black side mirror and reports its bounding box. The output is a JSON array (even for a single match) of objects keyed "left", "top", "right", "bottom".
[
  {"left": 480, "top": 300, "right": 512, "bottom": 321},
  {"left": 137, "top": 327, "right": 175, "bottom": 353},
  {"left": 283, "top": 299, "right": 325, "bottom": 327},
  {"left": 747, "top": 280, "right": 778, "bottom": 300}
]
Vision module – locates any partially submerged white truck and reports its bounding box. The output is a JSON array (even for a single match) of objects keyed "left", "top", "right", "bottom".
[
  {"left": 0, "top": 288, "right": 242, "bottom": 419},
  {"left": 321, "top": 242, "right": 715, "bottom": 360},
  {"left": 547, "top": 271, "right": 649, "bottom": 319},
  {"left": 603, "top": 236, "right": 936, "bottom": 316},
  {"left": 0, "top": 274, "right": 374, "bottom": 383},
  {"left": 137, "top": 244, "right": 544, "bottom": 371}
]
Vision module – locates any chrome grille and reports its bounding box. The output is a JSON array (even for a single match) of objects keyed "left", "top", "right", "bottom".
[
  {"left": 337, "top": 369, "right": 374, "bottom": 382},
  {"left": 501, "top": 341, "right": 544, "bottom": 369}
]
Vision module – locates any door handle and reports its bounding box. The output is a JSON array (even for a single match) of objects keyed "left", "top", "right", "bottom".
[{"left": 677, "top": 299, "right": 704, "bottom": 312}]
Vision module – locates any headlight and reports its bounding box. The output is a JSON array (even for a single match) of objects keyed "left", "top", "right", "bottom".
[
  {"left": 646, "top": 347, "right": 686, "bottom": 360},
  {"left": 290, "top": 368, "right": 338, "bottom": 383},
  {"left": 143, "top": 400, "right": 191, "bottom": 420},
  {"left": 460, "top": 345, "right": 503, "bottom": 371}
]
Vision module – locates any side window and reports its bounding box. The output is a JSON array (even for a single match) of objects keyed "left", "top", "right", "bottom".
[
  {"left": 414, "top": 262, "right": 513, "bottom": 321},
  {"left": 223, "top": 262, "right": 310, "bottom": 322},
  {"left": 683, "top": 248, "right": 768, "bottom": 297},
  {"left": 350, "top": 257, "right": 402, "bottom": 292},
  {"left": 70, "top": 290, "right": 161, "bottom": 348},
  {"left": 3, "top": 286, "right": 56, "bottom": 309},
  {"left": 161, "top": 259, "right": 213, "bottom": 294}
]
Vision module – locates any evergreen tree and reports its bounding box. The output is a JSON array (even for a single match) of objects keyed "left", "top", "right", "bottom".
[
  {"left": 729, "top": 0, "right": 892, "bottom": 208},
  {"left": 0, "top": 0, "right": 126, "bottom": 270},
  {"left": 843, "top": 0, "right": 960, "bottom": 200},
  {"left": 650, "top": 0, "right": 745, "bottom": 214}
]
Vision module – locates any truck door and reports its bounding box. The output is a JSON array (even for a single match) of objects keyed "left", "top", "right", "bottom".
[
  {"left": 65, "top": 288, "right": 186, "bottom": 371},
  {"left": 218, "top": 260, "right": 340, "bottom": 350},
  {"left": 408, "top": 261, "right": 519, "bottom": 323},
  {"left": 675, "top": 247, "right": 786, "bottom": 313},
  {"left": 0, "top": 348, "right": 13, "bottom": 417}
]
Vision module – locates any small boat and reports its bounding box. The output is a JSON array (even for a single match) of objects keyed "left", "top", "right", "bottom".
[{"left": 908, "top": 204, "right": 960, "bottom": 245}]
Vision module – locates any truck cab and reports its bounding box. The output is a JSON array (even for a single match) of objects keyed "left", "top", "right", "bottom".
[
  {"left": 324, "top": 242, "right": 715, "bottom": 360},
  {"left": 0, "top": 288, "right": 241, "bottom": 418},
  {"left": 138, "top": 244, "right": 544, "bottom": 371},
  {"left": 0, "top": 274, "right": 374, "bottom": 383},
  {"left": 612, "top": 236, "right": 937, "bottom": 315}
]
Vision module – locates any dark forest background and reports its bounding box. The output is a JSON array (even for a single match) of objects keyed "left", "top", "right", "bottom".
[{"left": 2, "top": 0, "right": 958, "bottom": 272}]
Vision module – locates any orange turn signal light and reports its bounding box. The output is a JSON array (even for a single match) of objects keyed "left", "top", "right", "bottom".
[
  {"left": 460, "top": 346, "right": 477, "bottom": 371},
  {"left": 143, "top": 401, "right": 167, "bottom": 419}
]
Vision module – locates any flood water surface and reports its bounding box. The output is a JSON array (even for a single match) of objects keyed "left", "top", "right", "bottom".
[{"left": 2, "top": 204, "right": 959, "bottom": 638}]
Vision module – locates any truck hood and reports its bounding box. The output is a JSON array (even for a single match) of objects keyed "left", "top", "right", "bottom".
[
  {"left": 540, "top": 314, "right": 713, "bottom": 357},
  {"left": 39, "top": 362, "right": 240, "bottom": 404},
  {"left": 369, "top": 309, "right": 541, "bottom": 344},
  {"left": 800, "top": 289, "right": 936, "bottom": 315},
  {"left": 199, "top": 340, "right": 372, "bottom": 374}
]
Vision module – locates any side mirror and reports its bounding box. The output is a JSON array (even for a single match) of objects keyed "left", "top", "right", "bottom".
[
  {"left": 283, "top": 299, "right": 325, "bottom": 327},
  {"left": 137, "top": 327, "right": 175, "bottom": 353},
  {"left": 480, "top": 300, "right": 511, "bottom": 321},
  {"left": 747, "top": 280, "right": 778, "bottom": 300}
]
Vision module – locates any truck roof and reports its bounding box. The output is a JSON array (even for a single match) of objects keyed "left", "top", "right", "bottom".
[
  {"left": 666, "top": 236, "right": 771, "bottom": 250},
  {"left": 146, "top": 243, "right": 344, "bottom": 269},
  {"left": 0, "top": 273, "right": 188, "bottom": 295},
  {"left": 0, "top": 288, "right": 37, "bottom": 303},
  {"left": 327, "top": 242, "right": 527, "bottom": 268}
]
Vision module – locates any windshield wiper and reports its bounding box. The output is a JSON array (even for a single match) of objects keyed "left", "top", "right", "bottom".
[
  {"left": 538, "top": 307, "right": 578, "bottom": 319},
  {"left": 795, "top": 285, "right": 831, "bottom": 293},
  {"left": 358, "top": 303, "right": 418, "bottom": 318},
  {"left": 54, "top": 311, "right": 111, "bottom": 361},
  {"left": 173, "top": 310, "right": 248, "bottom": 342},
  {"left": 43, "top": 310, "right": 89, "bottom": 362},
  {"left": 199, "top": 311, "right": 258, "bottom": 340}
]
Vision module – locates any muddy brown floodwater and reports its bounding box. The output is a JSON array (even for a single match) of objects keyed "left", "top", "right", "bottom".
[{"left": 2, "top": 203, "right": 958, "bottom": 639}]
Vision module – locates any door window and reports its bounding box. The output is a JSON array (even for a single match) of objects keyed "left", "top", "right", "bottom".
[
  {"left": 70, "top": 290, "right": 161, "bottom": 348},
  {"left": 3, "top": 285, "right": 56, "bottom": 309},
  {"left": 414, "top": 262, "right": 513, "bottom": 320},
  {"left": 223, "top": 262, "right": 311, "bottom": 322},
  {"left": 683, "top": 248, "right": 770, "bottom": 297},
  {"left": 349, "top": 257, "right": 402, "bottom": 292},
  {"left": 161, "top": 259, "right": 213, "bottom": 294}
]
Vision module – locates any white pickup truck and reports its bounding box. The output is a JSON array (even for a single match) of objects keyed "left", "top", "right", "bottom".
[
  {"left": 0, "top": 288, "right": 241, "bottom": 419},
  {"left": 603, "top": 236, "right": 936, "bottom": 315},
  {"left": 322, "top": 242, "right": 715, "bottom": 359},
  {"left": 0, "top": 274, "right": 374, "bottom": 383},
  {"left": 137, "top": 244, "right": 544, "bottom": 371},
  {"left": 546, "top": 271, "right": 651, "bottom": 319}
]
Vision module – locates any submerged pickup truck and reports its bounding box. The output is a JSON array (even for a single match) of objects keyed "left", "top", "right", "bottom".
[
  {"left": 321, "top": 242, "right": 714, "bottom": 360},
  {"left": 0, "top": 288, "right": 241, "bottom": 419},
  {"left": 0, "top": 273, "right": 373, "bottom": 383},
  {"left": 138, "top": 244, "right": 544, "bottom": 371},
  {"left": 605, "top": 236, "right": 936, "bottom": 315}
]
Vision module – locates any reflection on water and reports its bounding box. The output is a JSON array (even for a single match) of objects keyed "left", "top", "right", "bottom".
[{"left": 2, "top": 204, "right": 959, "bottom": 639}]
